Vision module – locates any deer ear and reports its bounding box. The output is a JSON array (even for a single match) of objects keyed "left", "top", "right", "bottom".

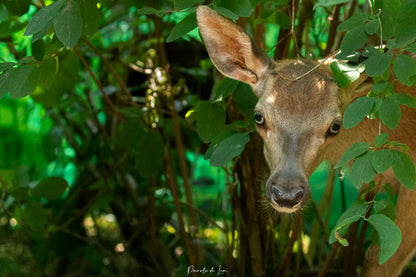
[{"left": 196, "top": 6, "right": 273, "bottom": 87}]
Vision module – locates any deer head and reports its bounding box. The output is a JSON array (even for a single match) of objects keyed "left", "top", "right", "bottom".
[{"left": 196, "top": 6, "right": 370, "bottom": 213}]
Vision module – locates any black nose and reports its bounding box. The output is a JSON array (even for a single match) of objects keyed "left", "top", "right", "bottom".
[{"left": 271, "top": 186, "right": 304, "bottom": 208}]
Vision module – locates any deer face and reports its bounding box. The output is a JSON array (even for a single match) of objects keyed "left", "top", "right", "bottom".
[{"left": 197, "top": 6, "right": 346, "bottom": 213}]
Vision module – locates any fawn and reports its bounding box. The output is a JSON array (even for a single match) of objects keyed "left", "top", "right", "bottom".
[{"left": 197, "top": 6, "right": 416, "bottom": 276}]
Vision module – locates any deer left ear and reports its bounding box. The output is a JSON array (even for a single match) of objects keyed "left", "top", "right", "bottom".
[{"left": 196, "top": 6, "right": 273, "bottom": 88}]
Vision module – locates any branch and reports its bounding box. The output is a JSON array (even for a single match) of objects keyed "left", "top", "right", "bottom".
[{"left": 73, "top": 46, "right": 125, "bottom": 123}]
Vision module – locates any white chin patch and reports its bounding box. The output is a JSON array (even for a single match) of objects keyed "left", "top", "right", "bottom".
[{"left": 270, "top": 202, "right": 300, "bottom": 214}]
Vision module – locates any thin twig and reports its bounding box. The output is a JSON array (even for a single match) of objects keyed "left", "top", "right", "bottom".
[
  {"left": 73, "top": 46, "right": 125, "bottom": 123},
  {"left": 294, "top": 50, "right": 340, "bottom": 80}
]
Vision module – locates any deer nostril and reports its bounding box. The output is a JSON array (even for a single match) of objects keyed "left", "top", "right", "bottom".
[{"left": 270, "top": 186, "right": 304, "bottom": 208}]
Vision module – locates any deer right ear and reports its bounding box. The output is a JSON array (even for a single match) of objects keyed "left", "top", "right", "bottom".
[{"left": 196, "top": 6, "right": 273, "bottom": 89}]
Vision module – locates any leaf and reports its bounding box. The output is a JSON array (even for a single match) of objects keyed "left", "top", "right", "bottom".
[
  {"left": 166, "top": 13, "right": 197, "bottom": 43},
  {"left": 365, "top": 20, "right": 379, "bottom": 35},
  {"left": 374, "top": 0, "right": 401, "bottom": 39},
  {"left": 23, "top": 201, "right": 47, "bottom": 232},
  {"left": 32, "top": 177, "right": 68, "bottom": 199},
  {"left": 213, "top": 6, "right": 239, "bottom": 20},
  {"left": 371, "top": 149, "right": 392, "bottom": 173},
  {"left": 214, "top": 78, "right": 240, "bottom": 101},
  {"left": 196, "top": 101, "right": 227, "bottom": 143},
  {"left": 393, "top": 54, "right": 416, "bottom": 86},
  {"left": 373, "top": 133, "right": 389, "bottom": 148},
  {"left": 213, "top": 0, "right": 252, "bottom": 17},
  {"left": 338, "top": 26, "right": 368, "bottom": 59},
  {"left": 337, "top": 12, "right": 367, "bottom": 32},
  {"left": 77, "top": 0, "right": 101, "bottom": 36},
  {"left": 391, "top": 150, "right": 416, "bottom": 190},
  {"left": 233, "top": 82, "right": 257, "bottom": 115},
  {"left": 373, "top": 198, "right": 396, "bottom": 221},
  {"left": 209, "top": 133, "right": 250, "bottom": 166},
  {"left": 137, "top": 7, "right": 159, "bottom": 15},
  {"left": 405, "top": 43, "right": 416, "bottom": 53},
  {"left": 0, "top": 70, "right": 12, "bottom": 98},
  {"left": 174, "top": 0, "right": 203, "bottom": 10},
  {"left": 117, "top": 122, "right": 146, "bottom": 149},
  {"left": 391, "top": 93, "right": 416, "bottom": 109},
  {"left": 367, "top": 214, "right": 402, "bottom": 264},
  {"left": 394, "top": 0, "right": 416, "bottom": 47},
  {"left": 8, "top": 64, "right": 39, "bottom": 99},
  {"left": 0, "top": 62, "right": 16, "bottom": 72},
  {"left": 350, "top": 151, "right": 376, "bottom": 188},
  {"left": 39, "top": 58, "right": 57, "bottom": 89},
  {"left": 363, "top": 51, "right": 392, "bottom": 77},
  {"left": 329, "top": 201, "right": 368, "bottom": 244},
  {"left": 334, "top": 142, "right": 370, "bottom": 169},
  {"left": 343, "top": 97, "right": 376, "bottom": 129},
  {"left": 54, "top": 0, "right": 83, "bottom": 48},
  {"left": 135, "top": 130, "right": 165, "bottom": 178},
  {"left": 24, "top": 0, "right": 66, "bottom": 36},
  {"left": 314, "top": 0, "right": 352, "bottom": 8},
  {"left": 379, "top": 97, "right": 401, "bottom": 130},
  {"left": 330, "top": 61, "right": 361, "bottom": 88}
]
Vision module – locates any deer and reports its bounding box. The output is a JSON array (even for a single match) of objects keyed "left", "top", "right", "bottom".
[{"left": 196, "top": 6, "right": 416, "bottom": 277}]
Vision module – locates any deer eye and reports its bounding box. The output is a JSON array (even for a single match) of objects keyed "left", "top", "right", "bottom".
[
  {"left": 254, "top": 112, "right": 265, "bottom": 125},
  {"left": 329, "top": 119, "right": 342, "bottom": 134}
]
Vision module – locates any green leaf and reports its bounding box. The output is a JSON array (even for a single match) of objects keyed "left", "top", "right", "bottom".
[
  {"left": 137, "top": 7, "right": 159, "bottom": 15},
  {"left": 209, "top": 133, "right": 250, "bottom": 166},
  {"left": 174, "top": 0, "right": 203, "bottom": 10},
  {"left": 363, "top": 51, "right": 392, "bottom": 77},
  {"left": 373, "top": 198, "right": 396, "bottom": 221},
  {"left": 0, "top": 257, "right": 18, "bottom": 276},
  {"left": 338, "top": 25, "right": 368, "bottom": 58},
  {"left": 213, "top": 6, "right": 239, "bottom": 20},
  {"left": 214, "top": 78, "right": 240, "bottom": 101},
  {"left": 24, "top": 0, "right": 66, "bottom": 36},
  {"left": 379, "top": 97, "right": 401, "bottom": 130},
  {"left": 329, "top": 201, "right": 368, "bottom": 244},
  {"left": 213, "top": 0, "right": 252, "bottom": 17},
  {"left": 330, "top": 61, "right": 361, "bottom": 88},
  {"left": 334, "top": 142, "right": 370, "bottom": 169},
  {"left": 391, "top": 150, "right": 416, "bottom": 190},
  {"left": 405, "top": 43, "right": 416, "bottom": 53},
  {"left": 0, "top": 62, "right": 16, "bottom": 72},
  {"left": 23, "top": 201, "right": 47, "bottom": 232},
  {"left": 196, "top": 101, "right": 227, "bottom": 143},
  {"left": 373, "top": 133, "right": 389, "bottom": 148},
  {"left": 234, "top": 82, "right": 257, "bottom": 115},
  {"left": 0, "top": 70, "right": 12, "bottom": 98},
  {"left": 135, "top": 131, "right": 165, "bottom": 178},
  {"left": 394, "top": 0, "right": 416, "bottom": 47},
  {"left": 365, "top": 20, "right": 379, "bottom": 35},
  {"left": 118, "top": 122, "right": 146, "bottom": 149},
  {"left": 343, "top": 97, "right": 376, "bottom": 129},
  {"left": 393, "top": 54, "right": 416, "bottom": 86},
  {"left": 54, "top": 0, "right": 83, "bottom": 48},
  {"left": 374, "top": 0, "right": 401, "bottom": 39},
  {"left": 77, "top": 0, "right": 101, "bottom": 36},
  {"left": 337, "top": 12, "right": 367, "bottom": 32},
  {"left": 166, "top": 13, "right": 197, "bottom": 43},
  {"left": 391, "top": 93, "right": 416, "bottom": 109},
  {"left": 350, "top": 151, "right": 376, "bottom": 188},
  {"left": 9, "top": 64, "right": 39, "bottom": 99},
  {"left": 32, "top": 177, "right": 68, "bottom": 199},
  {"left": 39, "top": 58, "right": 57, "bottom": 89},
  {"left": 371, "top": 149, "right": 392, "bottom": 173},
  {"left": 367, "top": 214, "right": 402, "bottom": 264},
  {"left": 314, "top": 0, "right": 352, "bottom": 8}
]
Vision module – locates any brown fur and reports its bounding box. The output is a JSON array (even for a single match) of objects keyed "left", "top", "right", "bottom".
[{"left": 197, "top": 6, "right": 416, "bottom": 276}]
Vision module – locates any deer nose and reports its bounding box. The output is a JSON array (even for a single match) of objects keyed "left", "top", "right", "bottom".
[{"left": 271, "top": 186, "right": 304, "bottom": 208}]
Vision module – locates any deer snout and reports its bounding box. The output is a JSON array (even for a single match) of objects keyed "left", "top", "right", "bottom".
[{"left": 266, "top": 173, "right": 309, "bottom": 213}]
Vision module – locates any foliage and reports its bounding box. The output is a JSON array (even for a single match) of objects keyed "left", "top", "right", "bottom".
[{"left": 0, "top": 0, "right": 415, "bottom": 276}]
